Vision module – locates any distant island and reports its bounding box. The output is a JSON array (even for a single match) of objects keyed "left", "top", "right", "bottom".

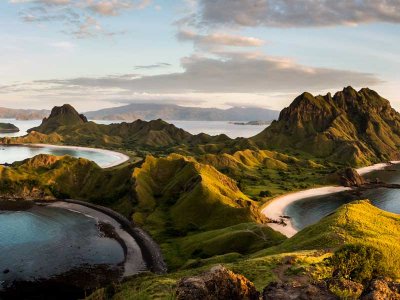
[
  {"left": 0, "top": 107, "right": 49, "bottom": 120},
  {"left": 230, "top": 120, "right": 271, "bottom": 126},
  {"left": 85, "top": 103, "right": 279, "bottom": 122},
  {"left": 0, "top": 123, "right": 19, "bottom": 133}
]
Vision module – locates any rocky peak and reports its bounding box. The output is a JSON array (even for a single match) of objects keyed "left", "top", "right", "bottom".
[
  {"left": 28, "top": 104, "right": 88, "bottom": 134},
  {"left": 47, "top": 104, "right": 88, "bottom": 124}
]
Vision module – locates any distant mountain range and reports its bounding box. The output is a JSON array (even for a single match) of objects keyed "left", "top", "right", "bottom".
[
  {"left": 1, "top": 103, "right": 279, "bottom": 122},
  {"left": 84, "top": 103, "right": 279, "bottom": 121},
  {"left": 0, "top": 107, "right": 49, "bottom": 120}
]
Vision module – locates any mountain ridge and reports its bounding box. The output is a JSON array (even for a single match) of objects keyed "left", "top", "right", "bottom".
[
  {"left": 85, "top": 103, "right": 279, "bottom": 121},
  {"left": 252, "top": 87, "right": 400, "bottom": 166}
]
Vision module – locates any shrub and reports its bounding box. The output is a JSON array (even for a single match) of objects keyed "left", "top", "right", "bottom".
[
  {"left": 259, "top": 190, "right": 272, "bottom": 197},
  {"left": 328, "top": 244, "right": 385, "bottom": 284}
]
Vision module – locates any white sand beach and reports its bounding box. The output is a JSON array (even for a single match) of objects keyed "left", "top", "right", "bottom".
[
  {"left": 262, "top": 161, "right": 400, "bottom": 237},
  {"left": 49, "top": 201, "right": 146, "bottom": 277},
  {"left": 28, "top": 144, "right": 130, "bottom": 168}
]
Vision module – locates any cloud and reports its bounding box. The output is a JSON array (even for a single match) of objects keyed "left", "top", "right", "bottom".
[
  {"left": 177, "top": 29, "right": 265, "bottom": 49},
  {"left": 87, "top": 0, "right": 151, "bottom": 16},
  {"left": 32, "top": 52, "right": 381, "bottom": 94},
  {"left": 197, "top": 0, "right": 400, "bottom": 27},
  {"left": 134, "top": 62, "right": 172, "bottom": 70},
  {"left": 11, "top": 0, "right": 152, "bottom": 38}
]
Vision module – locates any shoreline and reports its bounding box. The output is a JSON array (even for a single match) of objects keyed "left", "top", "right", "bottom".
[
  {"left": 56, "top": 199, "right": 167, "bottom": 274},
  {"left": 27, "top": 143, "right": 130, "bottom": 168},
  {"left": 262, "top": 161, "right": 400, "bottom": 237},
  {"left": 48, "top": 201, "right": 147, "bottom": 277}
]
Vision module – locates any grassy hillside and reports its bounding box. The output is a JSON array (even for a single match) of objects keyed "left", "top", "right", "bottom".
[
  {"left": 2, "top": 104, "right": 232, "bottom": 153},
  {"left": 88, "top": 200, "right": 400, "bottom": 299},
  {"left": 0, "top": 153, "right": 282, "bottom": 270},
  {"left": 252, "top": 87, "right": 400, "bottom": 166},
  {"left": 198, "top": 149, "right": 334, "bottom": 200},
  {"left": 256, "top": 200, "right": 400, "bottom": 276}
]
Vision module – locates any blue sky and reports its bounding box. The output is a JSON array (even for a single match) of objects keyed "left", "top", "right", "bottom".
[{"left": 0, "top": 0, "right": 399, "bottom": 111}]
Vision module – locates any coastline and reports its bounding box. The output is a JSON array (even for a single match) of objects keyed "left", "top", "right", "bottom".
[
  {"left": 27, "top": 143, "right": 130, "bottom": 168},
  {"left": 262, "top": 161, "right": 400, "bottom": 237},
  {"left": 54, "top": 199, "right": 167, "bottom": 274},
  {"left": 48, "top": 201, "right": 147, "bottom": 277}
]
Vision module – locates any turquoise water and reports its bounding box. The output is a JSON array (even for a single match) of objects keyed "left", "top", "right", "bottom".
[
  {"left": 0, "top": 205, "right": 124, "bottom": 284},
  {"left": 286, "top": 164, "right": 400, "bottom": 230},
  {"left": 0, "top": 145, "right": 121, "bottom": 168}
]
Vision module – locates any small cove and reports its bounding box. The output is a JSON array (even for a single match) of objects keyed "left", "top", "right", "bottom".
[{"left": 285, "top": 164, "right": 400, "bottom": 231}]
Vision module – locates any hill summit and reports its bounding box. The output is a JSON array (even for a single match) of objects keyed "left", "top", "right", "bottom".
[
  {"left": 252, "top": 87, "right": 400, "bottom": 165},
  {"left": 29, "top": 104, "right": 88, "bottom": 134}
]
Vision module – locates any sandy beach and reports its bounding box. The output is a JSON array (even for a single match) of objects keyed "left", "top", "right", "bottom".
[
  {"left": 28, "top": 144, "right": 130, "bottom": 168},
  {"left": 48, "top": 201, "right": 146, "bottom": 277},
  {"left": 262, "top": 161, "right": 400, "bottom": 237}
]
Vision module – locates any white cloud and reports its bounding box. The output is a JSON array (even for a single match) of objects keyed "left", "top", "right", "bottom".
[
  {"left": 177, "top": 30, "right": 265, "bottom": 49},
  {"left": 22, "top": 52, "right": 381, "bottom": 94}
]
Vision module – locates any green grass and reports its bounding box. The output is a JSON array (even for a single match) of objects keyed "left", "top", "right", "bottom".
[{"left": 256, "top": 200, "right": 400, "bottom": 278}]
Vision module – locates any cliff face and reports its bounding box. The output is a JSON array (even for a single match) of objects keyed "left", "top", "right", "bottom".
[{"left": 252, "top": 87, "right": 400, "bottom": 166}]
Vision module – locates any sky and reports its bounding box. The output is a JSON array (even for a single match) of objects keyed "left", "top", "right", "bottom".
[{"left": 0, "top": 0, "right": 399, "bottom": 111}]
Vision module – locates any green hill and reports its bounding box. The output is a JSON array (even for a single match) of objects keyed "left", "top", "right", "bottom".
[
  {"left": 257, "top": 200, "right": 400, "bottom": 276},
  {"left": 4, "top": 104, "right": 231, "bottom": 151},
  {"left": 252, "top": 87, "right": 400, "bottom": 166}
]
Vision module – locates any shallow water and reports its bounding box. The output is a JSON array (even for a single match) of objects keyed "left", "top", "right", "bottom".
[
  {"left": 286, "top": 164, "right": 400, "bottom": 230},
  {"left": 0, "top": 145, "right": 122, "bottom": 168},
  {"left": 0, "top": 205, "right": 125, "bottom": 284}
]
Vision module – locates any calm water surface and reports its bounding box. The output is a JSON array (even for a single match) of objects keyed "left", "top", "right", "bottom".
[
  {"left": 286, "top": 164, "right": 400, "bottom": 230},
  {"left": 0, "top": 119, "right": 269, "bottom": 139},
  {"left": 0, "top": 145, "right": 122, "bottom": 168},
  {"left": 0, "top": 205, "right": 124, "bottom": 285}
]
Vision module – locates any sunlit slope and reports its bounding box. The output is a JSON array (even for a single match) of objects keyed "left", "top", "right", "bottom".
[
  {"left": 132, "top": 154, "right": 267, "bottom": 235},
  {"left": 258, "top": 200, "right": 400, "bottom": 276}
]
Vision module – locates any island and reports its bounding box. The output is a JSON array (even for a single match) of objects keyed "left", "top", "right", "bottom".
[
  {"left": 0, "top": 123, "right": 19, "bottom": 133},
  {"left": 230, "top": 120, "right": 271, "bottom": 125}
]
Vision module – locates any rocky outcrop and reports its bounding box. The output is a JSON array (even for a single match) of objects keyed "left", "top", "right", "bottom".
[
  {"left": 176, "top": 265, "right": 259, "bottom": 300},
  {"left": 263, "top": 281, "right": 337, "bottom": 300},
  {"left": 338, "top": 167, "right": 365, "bottom": 187},
  {"left": 361, "top": 278, "right": 400, "bottom": 300}
]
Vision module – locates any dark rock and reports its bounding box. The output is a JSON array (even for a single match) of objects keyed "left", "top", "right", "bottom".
[
  {"left": 3, "top": 269, "right": 10, "bottom": 274},
  {"left": 338, "top": 167, "right": 365, "bottom": 187},
  {"left": 176, "top": 265, "right": 260, "bottom": 300},
  {"left": 361, "top": 278, "right": 400, "bottom": 300},
  {"left": 263, "top": 281, "right": 337, "bottom": 300}
]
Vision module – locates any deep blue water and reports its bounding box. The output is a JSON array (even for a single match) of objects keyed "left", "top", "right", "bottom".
[
  {"left": 286, "top": 164, "right": 400, "bottom": 230},
  {"left": 0, "top": 206, "right": 124, "bottom": 284}
]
